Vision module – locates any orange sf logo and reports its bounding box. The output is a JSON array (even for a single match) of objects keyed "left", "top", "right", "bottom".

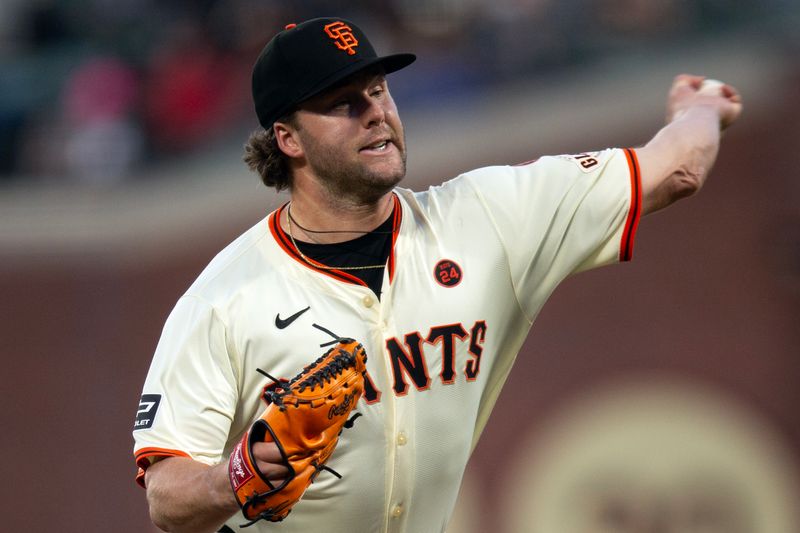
[{"left": 324, "top": 21, "right": 359, "bottom": 55}]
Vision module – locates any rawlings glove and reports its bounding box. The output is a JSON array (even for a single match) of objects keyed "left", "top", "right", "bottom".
[{"left": 228, "top": 339, "right": 367, "bottom": 526}]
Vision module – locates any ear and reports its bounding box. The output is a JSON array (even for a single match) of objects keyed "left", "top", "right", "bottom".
[{"left": 273, "top": 121, "right": 304, "bottom": 159}]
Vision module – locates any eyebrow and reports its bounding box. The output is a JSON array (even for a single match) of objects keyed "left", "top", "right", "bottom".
[
  {"left": 326, "top": 69, "right": 386, "bottom": 94},
  {"left": 298, "top": 71, "right": 387, "bottom": 112}
]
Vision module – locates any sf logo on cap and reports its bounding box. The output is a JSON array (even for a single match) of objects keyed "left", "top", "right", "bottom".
[{"left": 324, "top": 21, "right": 359, "bottom": 55}]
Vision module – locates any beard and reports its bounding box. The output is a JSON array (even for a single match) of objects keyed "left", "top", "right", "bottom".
[{"left": 299, "top": 130, "right": 407, "bottom": 205}]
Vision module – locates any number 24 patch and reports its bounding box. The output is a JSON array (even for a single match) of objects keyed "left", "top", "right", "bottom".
[{"left": 434, "top": 259, "right": 463, "bottom": 287}]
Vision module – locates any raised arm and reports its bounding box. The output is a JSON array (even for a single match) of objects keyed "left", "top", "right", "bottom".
[{"left": 637, "top": 74, "right": 743, "bottom": 215}]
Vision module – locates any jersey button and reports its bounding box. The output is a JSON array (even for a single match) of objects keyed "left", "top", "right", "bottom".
[
  {"left": 362, "top": 295, "right": 374, "bottom": 308},
  {"left": 396, "top": 431, "right": 407, "bottom": 446},
  {"left": 391, "top": 504, "right": 403, "bottom": 518}
]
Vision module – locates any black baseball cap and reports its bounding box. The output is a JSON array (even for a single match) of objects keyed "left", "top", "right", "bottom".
[{"left": 252, "top": 17, "right": 416, "bottom": 129}]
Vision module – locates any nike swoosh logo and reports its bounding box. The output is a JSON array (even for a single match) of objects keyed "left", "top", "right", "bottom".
[{"left": 275, "top": 306, "right": 310, "bottom": 329}]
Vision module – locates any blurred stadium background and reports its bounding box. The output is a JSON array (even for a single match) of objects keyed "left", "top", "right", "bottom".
[{"left": 2, "top": 1, "right": 799, "bottom": 531}]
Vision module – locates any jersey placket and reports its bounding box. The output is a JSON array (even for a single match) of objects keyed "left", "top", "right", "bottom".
[
  {"left": 374, "top": 290, "right": 415, "bottom": 533},
  {"left": 350, "top": 283, "right": 402, "bottom": 533}
]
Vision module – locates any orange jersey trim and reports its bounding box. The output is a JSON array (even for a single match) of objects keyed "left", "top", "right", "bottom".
[
  {"left": 268, "top": 194, "right": 402, "bottom": 285},
  {"left": 133, "top": 447, "right": 191, "bottom": 488},
  {"left": 620, "top": 148, "right": 642, "bottom": 261},
  {"left": 387, "top": 196, "right": 402, "bottom": 282}
]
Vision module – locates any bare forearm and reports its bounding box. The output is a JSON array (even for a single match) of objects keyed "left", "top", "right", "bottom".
[
  {"left": 145, "top": 457, "right": 239, "bottom": 533},
  {"left": 639, "top": 106, "right": 722, "bottom": 214},
  {"left": 636, "top": 74, "right": 742, "bottom": 215}
]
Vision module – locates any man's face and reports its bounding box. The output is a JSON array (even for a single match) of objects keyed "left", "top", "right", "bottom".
[{"left": 288, "top": 70, "right": 407, "bottom": 203}]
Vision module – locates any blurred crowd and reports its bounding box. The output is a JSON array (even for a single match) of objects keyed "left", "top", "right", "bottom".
[{"left": 0, "top": 0, "right": 786, "bottom": 185}]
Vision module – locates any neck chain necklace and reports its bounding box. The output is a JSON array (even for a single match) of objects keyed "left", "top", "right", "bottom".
[
  {"left": 286, "top": 204, "right": 392, "bottom": 271},
  {"left": 287, "top": 204, "right": 395, "bottom": 236}
]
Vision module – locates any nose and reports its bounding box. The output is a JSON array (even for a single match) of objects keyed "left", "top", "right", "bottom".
[{"left": 361, "top": 97, "right": 386, "bottom": 128}]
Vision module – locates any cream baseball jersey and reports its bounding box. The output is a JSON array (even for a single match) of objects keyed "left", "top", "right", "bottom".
[{"left": 133, "top": 147, "right": 641, "bottom": 532}]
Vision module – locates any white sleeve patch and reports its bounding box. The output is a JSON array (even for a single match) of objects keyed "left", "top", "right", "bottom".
[{"left": 554, "top": 152, "right": 604, "bottom": 174}]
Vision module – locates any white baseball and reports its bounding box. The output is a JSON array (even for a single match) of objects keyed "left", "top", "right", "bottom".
[{"left": 698, "top": 78, "right": 726, "bottom": 96}]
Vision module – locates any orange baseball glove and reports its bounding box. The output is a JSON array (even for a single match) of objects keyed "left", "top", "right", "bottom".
[{"left": 228, "top": 339, "right": 367, "bottom": 526}]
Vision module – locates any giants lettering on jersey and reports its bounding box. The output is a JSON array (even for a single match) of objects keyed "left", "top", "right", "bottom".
[
  {"left": 557, "top": 152, "right": 602, "bottom": 173},
  {"left": 362, "top": 320, "right": 487, "bottom": 403}
]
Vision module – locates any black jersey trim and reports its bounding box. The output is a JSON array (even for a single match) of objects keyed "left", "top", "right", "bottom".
[
  {"left": 268, "top": 194, "right": 402, "bottom": 286},
  {"left": 620, "top": 148, "right": 642, "bottom": 261}
]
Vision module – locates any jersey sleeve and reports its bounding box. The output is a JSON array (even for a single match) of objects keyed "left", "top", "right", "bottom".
[
  {"left": 132, "top": 294, "right": 239, "bottom": 486},
  {"left": 464, "top": 148, "right": 641, "bottom": 319}
]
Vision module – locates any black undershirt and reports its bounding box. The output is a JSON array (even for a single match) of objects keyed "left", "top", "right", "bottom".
[{"left": 293, "top": 213, "right": 393, "bottom": 299}]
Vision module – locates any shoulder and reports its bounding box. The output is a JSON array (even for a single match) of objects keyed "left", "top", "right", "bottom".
[
  {"left": 183, "top": 216, "right": 277, "bottom": 303},
  {"left": 394, "top": 148, "right": 631, "bottom": 213},
  {"left": 483, "top": 148, "right": 626, "bottom": 179}
]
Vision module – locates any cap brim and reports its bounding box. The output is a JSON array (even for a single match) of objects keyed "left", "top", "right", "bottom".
[{"left": 293, "top": 53, "right": 416, "bottom": 111}]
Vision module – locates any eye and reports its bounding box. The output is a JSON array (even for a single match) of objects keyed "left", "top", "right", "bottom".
[{"left": 370, "top": 84, "right": 386, "bottom": 98}]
